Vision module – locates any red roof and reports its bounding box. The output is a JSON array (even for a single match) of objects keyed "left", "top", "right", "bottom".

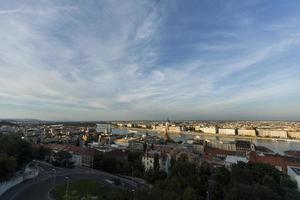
[
  {"left": 285, "top": 150, "right": 300, "bottom": 158},
  {"left": 204, "top": 146, "right": 236, "bottom": 156},
  {"left": 38, "top": 144, "right": 95, "bottom": 156},
  {"left": 249, "top": 152, "right": 300, "bottom": 173}
]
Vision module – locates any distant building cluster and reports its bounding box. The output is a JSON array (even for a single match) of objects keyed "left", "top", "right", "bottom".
[{"left": 115, "top": 120, "right": 300, "bottom": 139}]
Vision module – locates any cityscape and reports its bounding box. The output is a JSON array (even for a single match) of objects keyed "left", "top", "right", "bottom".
[{"left": 1, "top": 0, "right": 300, "bottom": 200}]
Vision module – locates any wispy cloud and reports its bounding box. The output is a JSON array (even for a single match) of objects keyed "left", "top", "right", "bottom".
[{"left": 0, "top": 0, "right": 300, "bottom": 120}]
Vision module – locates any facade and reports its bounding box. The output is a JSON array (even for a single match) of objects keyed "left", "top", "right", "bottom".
[
  {"left": 225, "top": 155, "right": 248, "bottom": 168},
  {"left": 288, "top": 132, "right": 300, "bottom": 139},
  {"left": 42, "top": 144, "right": 95, "bottom": 168},
  {"left": 249, "top": 152, "right": 300, "bottom": 173},
  {"left": 168, "top": 125, "right": 186, "bottom": 133},
  {"left": 127, "top": 123, "right": 134, "bottom": 128},
  {"left": 206, "top": 140, "right": 236, "bottom": 151},
  {"left": 142, "top": 150, "right": 172, "bottom": 174},
  {"left": 218, "top": 129, "right": 236, "bottom": 135},
  {"left": 235, "top": 140, "right": 254, "bottom": 156},
  {"left": 257, "top": 129, "right": 288, "bottom": 138},
  {"left": 195, "top": 126, "right": 217, "bottom": 134},
  {"left": 128, "top": 141, "right": 144, "bottom": 151},
  {"left": 238, "top": 129, "right": 256, "bottom": 137}
]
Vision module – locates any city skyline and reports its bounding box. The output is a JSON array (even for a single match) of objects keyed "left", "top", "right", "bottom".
[{"left": 1, "top": 0, "right": 300, "bottom": 121}]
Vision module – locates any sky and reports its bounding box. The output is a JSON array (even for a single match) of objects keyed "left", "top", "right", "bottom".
[{"left": 0, "top": 0, "right": 300, "bottom": 121}]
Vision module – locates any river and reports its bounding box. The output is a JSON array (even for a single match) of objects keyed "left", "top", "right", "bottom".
[{"left": 98, "top": 125, "right": 300, "bottom": 155}]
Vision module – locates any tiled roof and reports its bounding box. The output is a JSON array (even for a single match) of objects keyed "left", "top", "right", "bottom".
[{"left": 37, "top": 144, "right": 95, "bottom": 156}]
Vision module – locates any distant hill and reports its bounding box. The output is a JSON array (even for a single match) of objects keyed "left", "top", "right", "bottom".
[{"left": 0, "top": 120, "right": 15, "bottom": 126}]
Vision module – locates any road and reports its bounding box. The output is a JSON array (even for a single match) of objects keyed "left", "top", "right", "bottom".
[{"left": 1, "top": 161, "right": 138, "bottom": 200}]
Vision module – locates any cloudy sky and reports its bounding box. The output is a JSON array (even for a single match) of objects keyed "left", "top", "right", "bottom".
[{"left": 0, "top": 0, "right": 300, "bottom": 121}]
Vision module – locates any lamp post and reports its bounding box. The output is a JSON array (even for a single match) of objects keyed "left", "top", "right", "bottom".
[{"left": 65, "top": 176, "right": 70, "bottom": 200}]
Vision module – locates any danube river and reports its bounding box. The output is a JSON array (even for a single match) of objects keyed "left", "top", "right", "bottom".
[{"left": 110, "top": 128, "right": 300, "bottom": 155}]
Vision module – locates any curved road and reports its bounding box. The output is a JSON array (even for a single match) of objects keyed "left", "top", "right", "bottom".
[{"left": 1, "top": 161, "right": 138, "bottom": 200}]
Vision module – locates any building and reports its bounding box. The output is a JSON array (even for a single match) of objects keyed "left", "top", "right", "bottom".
[
  {"left": 128, "top": 140, "right": 144, "bottom": 151},
  {"left": 138, "top": 124, "right": 148, "bottom": 129},
  {"left": 218, "top": 129, "right": 236, "bottom": 136},
  {"left": 249, "top": 152, "right": 300, "bottom": 173},
  {"left": 225, "top": 155, "right": 248, "bottom": 168},
  {"left": 168, "top": 125, "right": 186, "bottom": 133},
  {"left": 235, "top": 140, "right": 254, "bottom": 156},
  {"left": 42, "top": 144, "right": 95, "bottom": 168},
  {"left": 191, "top": 139, "right": 205, "bottom": 154},
  {"left": 257, "top": 130, "right": 288, "bottom": 138},
  {"left": 203, "top": 146, "right": 236, "bottom": 167},
  {"left": 126, "top": 123, "right": 134, "bottom": 128},
  {"left": 142, "top": 150, "right": 171, "bottom": 174},
  {"left": 195, "top": 126, "right": 217, "bottom": 134},
  {"left": 249, "top": 152, "right": 287, "bottom": 172},
  {"left": 288, "top": 132, "right": 300, "bottom": 139},
  {"left": 206, "top": 140, "right": 236, "bottom": 151},
  {"left": 238, "top": 129, "right": 256, "bottom": 137}
]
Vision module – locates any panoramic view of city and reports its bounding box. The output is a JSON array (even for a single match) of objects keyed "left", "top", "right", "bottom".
[{"left": 1, "top": 0, "right": 300, "bottom": 200}]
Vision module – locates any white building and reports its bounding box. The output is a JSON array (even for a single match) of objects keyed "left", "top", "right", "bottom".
[
  {"left": 218, "top": 129, "right": 236, "bottom": 135},
  {"left": 257, "top": 130, "right": 288, "bottom": 138},
  {"left": 195, "top": 126, "right": 217, "bottom": 134},
  {"left": 127, "top": 123, "right": 134, "bottom": 128},
  {"left": 142, "top": 150, "right": 172, "bottom": 174},
  {"left": 168, "top": 125, "right": 185, "bottom": 133},
  {"left": 225, "top": 155, "right": 248, "bottom": 168},
  {"left": 238, "top": 129, "right": 256, "bottom": 137},
  {"left": 288, "top": 132, "right": 300, "bottom": 139}
]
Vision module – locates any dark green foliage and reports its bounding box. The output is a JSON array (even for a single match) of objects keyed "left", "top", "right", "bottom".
[
  {"left": 0, "top": 134, "right": 33, "bottom": 180},
  {"left": 0, "top": 155, "right": 17, "bottom": 181},
  {"left": 220, "top": 162, "right": 300, "bottom": 200},
  {"left": 144, "top": 169, "right": 167, "bottom": 183},
  {"left": 0, "top": 135, "right": 32, "bottom": 169},
  {"left": 52, "top": 150, "right": 74, "bottom": 168},
  {"left": 93, "top": 152, "right": 145, "bottom": 176},
  {"left": 32, "top": 146, "right": 51, "bottom": 161},
  {"left": 224, "top": 184, "right": 281, "bottom": 200}
]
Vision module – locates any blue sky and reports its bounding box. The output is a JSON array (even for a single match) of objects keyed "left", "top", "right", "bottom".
[{"left": 0, "top": 0, "right": 300, "bottom": 121}]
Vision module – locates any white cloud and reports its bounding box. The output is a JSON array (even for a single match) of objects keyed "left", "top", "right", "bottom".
[{"left": 0, "top": 1, "right": 300, "bottom": 120}]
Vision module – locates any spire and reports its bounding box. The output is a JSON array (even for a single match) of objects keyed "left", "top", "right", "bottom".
[{"left": 164, "top": 118, "right": 174, "bottom": 143}]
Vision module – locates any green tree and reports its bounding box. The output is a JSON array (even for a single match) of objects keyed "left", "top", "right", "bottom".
[
  {"left": 182, "top": 187, "right": 197, "bottom": 200},
  {"left": 224, "top": 184, "right": 281, "bottom": 200},
  {"left": 214, "top": 166, "right": 230, "bottom": 186},
  {"left": 32, "top": 146, "right": 51, "bottom": 161},
  {"left": 53, "top": 150, "right": 73, "bottom": 168},
  {"left": 0, "top": 135, "right": 32, "bottom": 169},
  {"left": 0, "top": 155, "right": 17, "bottom": 181}
]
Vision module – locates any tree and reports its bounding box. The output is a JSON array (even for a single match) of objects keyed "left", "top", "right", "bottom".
[
  {"left": 0, "top": 154, "right": 17, "bottom": 181},
  {"left": 224, "top": 184, "right": 281, "bottom": 200},
  {"left": 32, "top": 146, "right": 51, "bottom": 161},
  {"left": 214, "top": 166, "right": 230, "bottom": 186},
  {"left": 0, "top": 135, "right": 32, "bottom": 169},
  {"left": 182, "top": 187, "right": 197, "bottom": 200},
  {"left": 53, "top": 150, "right": 73, "bottom": 168},
  {"left": 153, "top": 153, "right": 160, "bottom": 172},
  {"left": 208, "top": 182, "right": 223, "bottom": 200}
]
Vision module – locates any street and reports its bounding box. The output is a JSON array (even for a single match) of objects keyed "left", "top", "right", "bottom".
[{"left": 1, "top": 161, "right": 138, "bottom": 200}]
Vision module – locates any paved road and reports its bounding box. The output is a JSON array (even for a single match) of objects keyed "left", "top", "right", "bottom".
[{"left": 1, "top": 161, "right": 138, "bottom": 200}]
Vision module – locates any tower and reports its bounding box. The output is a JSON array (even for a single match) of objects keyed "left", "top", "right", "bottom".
[{"left": 164, "top": 118, "right": 173, "bottom": 143}]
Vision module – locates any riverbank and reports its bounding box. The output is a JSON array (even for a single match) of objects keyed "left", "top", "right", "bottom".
[{"left": 116, "top": 127, "right": 300, "bottom": 142}]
